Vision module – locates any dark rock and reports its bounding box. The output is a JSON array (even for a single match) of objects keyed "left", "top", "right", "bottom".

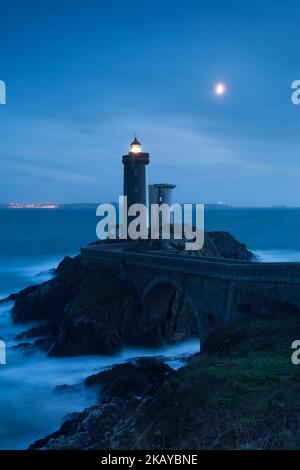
[
  {"left": 85, "top": 358, "right": 174, "bottom": 401},
  {"left": 11, "top": 256, "right": 84, "bottom": 324},
  {"left": 8, "top": 254, "right": 143, "bottom": 357},
  {"left": 29, "top": 400, "right": 133, "bottom": 450},
  {"left": 55, "top": 384, "right": 74, "bottom": 392},
  {"left": 48, "top": 267, "right": 140, "bottom": 356},
  {"left": 30, "top": 359, "right": 174, "bottom": 450},
  {"left": 62, "top": 412, "right": 82, "bottom": 424},
  {"left": 112, "top": 230, "right": 254, "bottom": 260},
  {"left": 15, "top": 324, "right": 49, "bottom": 341},
  {"left": 34, "top": 338, "right": 51, "bottom": 351},
  {"left": 202, "top": 231, "right": 253, "bottom": 260},
  {"left": 54, "top": 256, "right": 77, "bottom": 276},
  {"left": 13, "top": 342, "right": 31, "bottom": 350},
  {"left": 54, "top": 384, "right": 83, "bottom": 394}
]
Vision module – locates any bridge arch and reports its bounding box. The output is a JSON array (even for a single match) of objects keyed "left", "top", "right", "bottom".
[{"left": 141, "top": 276, "right": 202, "bottom": 347}]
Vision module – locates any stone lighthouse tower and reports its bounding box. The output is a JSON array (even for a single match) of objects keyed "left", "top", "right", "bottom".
[{"left": 122, "top": 137, "right": 150, "bottom": 210}]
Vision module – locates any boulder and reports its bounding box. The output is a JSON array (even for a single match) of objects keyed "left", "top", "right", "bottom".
[{"left": 85, "top": 358, "right": 174, "bottom": 400}]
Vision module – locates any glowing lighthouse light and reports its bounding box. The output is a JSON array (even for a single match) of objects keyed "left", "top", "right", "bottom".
[{"left": 130, "top": 137, "right": 142, "bottom": 154}]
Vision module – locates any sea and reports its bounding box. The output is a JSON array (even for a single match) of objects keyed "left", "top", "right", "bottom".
[{"left": 0, "top": 206, "right": 300, "bottom": 449}]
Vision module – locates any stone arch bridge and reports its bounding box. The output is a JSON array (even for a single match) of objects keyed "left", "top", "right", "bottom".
[{"left": 81, "top": 244, "right": 300, "bottom": 344}]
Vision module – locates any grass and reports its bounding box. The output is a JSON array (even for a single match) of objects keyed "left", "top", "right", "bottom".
[{"left": 127, "top": 312, "right": 300, "bottom": 450}]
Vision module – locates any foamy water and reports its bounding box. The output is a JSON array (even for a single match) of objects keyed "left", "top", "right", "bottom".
[
  {"left": 0, "top": 265, "right": 200, "bottom": 450},
  {"left": 254, "top": 250, "right": 300, "bottom": 262},
  {"left": 0, "top": 257, "right": 63, "bottom": 300}
]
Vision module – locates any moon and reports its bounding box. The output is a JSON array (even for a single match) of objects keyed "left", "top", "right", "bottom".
[{"left": 214, "top": 82, "right": 226, "bottom": 96}]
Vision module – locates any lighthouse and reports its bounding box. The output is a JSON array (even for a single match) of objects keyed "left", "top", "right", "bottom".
[{"left": 122, "top": 137, "right": 150, "bottom": 210}]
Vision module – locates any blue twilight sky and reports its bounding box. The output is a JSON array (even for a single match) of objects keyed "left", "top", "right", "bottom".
[{"left": 0, "top": 0, "right": 300, "bottom": 206}]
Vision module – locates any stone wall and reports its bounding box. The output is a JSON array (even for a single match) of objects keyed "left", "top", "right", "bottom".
[{"left": 81, "top": 246, "right": 300, "bottom": 342}]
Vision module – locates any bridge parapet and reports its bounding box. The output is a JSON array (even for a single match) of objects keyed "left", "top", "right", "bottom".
[
  {"left": 80, "top": 245, "right": 300, "bottom": 344},
  {"left": 81, "top": 246, "right": 300, "bottom": 284}
]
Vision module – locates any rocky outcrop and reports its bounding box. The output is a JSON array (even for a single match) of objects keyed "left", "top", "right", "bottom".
[
  {"left": 30, "top": 311, "right": 300, "bottom": 450},
  {"left": 6, "top": 252, "right": 152, "bottom": 355},
  {"left": 30, "top": 358, "right": 174, "bottom": 450},
  {"left": 85, "top": 357, "right": 175, "bottom": 399},
  {"left": 201, "top": 231, "right": 253, "bottom": 260},
  {"left": 48, "top": 268, "right": 140, "bottom": 356},
  {"left": 4, "top": 232, "right": 254, "bottom": 357},
  {"left": 90, "top": 231, "right": 253, "bottom": 260},
  {"left": 9, "top": 256, "right": 84, "bottom": 324}
]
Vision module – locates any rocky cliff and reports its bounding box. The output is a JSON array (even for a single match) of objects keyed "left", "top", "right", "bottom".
[
  {"left": 30, "top": 309, "right": 300, "bottom": 450},
  {"left": 3, "top": 231, "right": 253, "bottom": 357}
]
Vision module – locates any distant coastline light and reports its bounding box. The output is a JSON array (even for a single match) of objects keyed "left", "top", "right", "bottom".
[
  {"left": 214, "top": 82, "right": 226, "bottom": 96},
  {"left": 6, "top": 203, "right": 59, "bottom": 209}
]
